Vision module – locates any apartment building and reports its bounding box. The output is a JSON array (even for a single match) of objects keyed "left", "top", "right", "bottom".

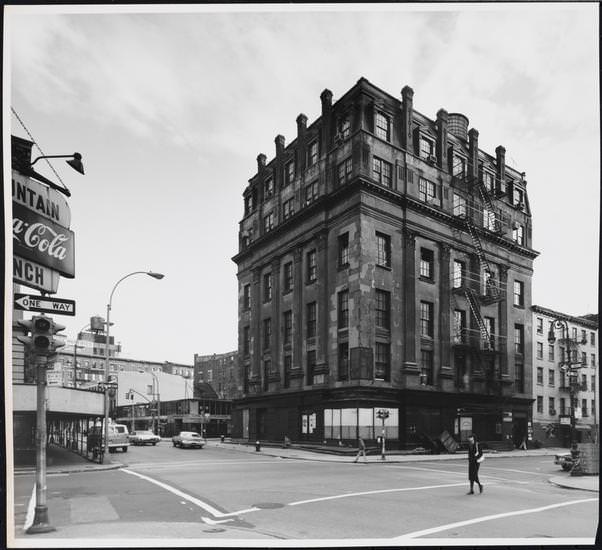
[
  {"left": 232, "top": 78, "right": 538, "bottom": 448},
  {"left": 532, "top": 306, "right": 598, "bottom": 447}
]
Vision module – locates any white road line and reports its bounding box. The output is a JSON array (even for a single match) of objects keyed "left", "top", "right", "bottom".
[
  {"left": 393, "top": 497, "right": 599, "bottom": 540},
  {"left": 478, "top": 466, "right": 549, "bottom": 476},
  {"left": 23, "top": 484, "right": 36, "bottom": 532},
  {"left": 389, "top": 465, "right": 528, "bottom": 484},
  {"left": 121, "top": 468, "right": 260, "bottom": 519},
  {"left": 129, "top": 459, "right": 284, "bottom": 469},
  {"left": 288, "top": 482, "right": 469, "bottom": 506}
]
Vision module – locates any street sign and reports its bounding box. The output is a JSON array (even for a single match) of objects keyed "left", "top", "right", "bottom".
[
  {"left": 14, "top": 293, "right": 76, "bottom": 316},
  {"left": 13, "top": 256, "right": 60, "bottom": 293},
  {"left": 560, "top": 416, "right": 571, "bottom": 425},
  {"left": 46, "top": 370, "right": 62, "bottom": 386}
]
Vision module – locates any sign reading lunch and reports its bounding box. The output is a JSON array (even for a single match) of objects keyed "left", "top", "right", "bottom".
[{"left": 13, "top": 202, "right": 75, "bottom": 278}]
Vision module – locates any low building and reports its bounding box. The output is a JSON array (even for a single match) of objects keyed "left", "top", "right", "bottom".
[
  {"left": 114, "top": 396, "right": 232, "bottom": 437},
  {"left": 531, "top": 306, "right": 598, "bottom": 447}
]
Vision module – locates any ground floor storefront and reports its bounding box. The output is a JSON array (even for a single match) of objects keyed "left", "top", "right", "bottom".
[
  {"left": 13, "top": 385, "right": 105, "bottom": 465},
  {"left": 232, "top": 387, "right": 533, "bottom": 450}
]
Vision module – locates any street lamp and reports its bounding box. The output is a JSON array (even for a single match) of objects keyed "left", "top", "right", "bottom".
[
  {"left": 548, "top": 318, "right": 583, "bottom": 447},
  {"left": 376, "top": 409, "right": 389, "bottom": 460},
  {"left": 29, "top": 152, "right": 85, "bottom": 197},
  {"left": 103, "top": 271, "right": 164, "bottom": 459},
  {"left": 141, "top": 370, "right": 161, "bottom": 435}
]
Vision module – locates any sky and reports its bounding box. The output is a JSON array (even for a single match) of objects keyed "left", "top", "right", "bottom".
[{"left": 5, "top": 3, "right": 599, "bottom": 365}]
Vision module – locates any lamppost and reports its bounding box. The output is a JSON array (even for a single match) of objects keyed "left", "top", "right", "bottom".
[
  {"left": 376, "top": 409, "right": 389, "bottom": 460},
  {"left": 149, "top": 371, "right": 160, "bottom": 435},
  {"left": 548, "top": 318, "right": 583, "bottom": 447},
  {"left": 103, "top": 271, "right": 164, "bottom": 459}
]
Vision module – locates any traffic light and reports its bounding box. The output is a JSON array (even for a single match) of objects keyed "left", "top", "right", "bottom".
[{"left": 16, "top": 315, "right": 65, "bottom": 356}]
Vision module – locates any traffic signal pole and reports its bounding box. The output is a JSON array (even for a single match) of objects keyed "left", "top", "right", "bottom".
[
  {"left": 26, "top": 351, "right": 55, "bottom": 533},
  {"left": 17, "top": 313, "right": 65, "bottom": 534}
]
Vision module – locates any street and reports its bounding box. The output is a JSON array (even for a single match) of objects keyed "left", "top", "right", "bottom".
[{"left": 11, "top": 442, "right": 598, "bottom": 543}]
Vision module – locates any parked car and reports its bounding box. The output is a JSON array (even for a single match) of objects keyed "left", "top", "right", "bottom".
[
  {"left": 129, "top": 430, "right": 160, "bottom": 446},
  {"left": 89, "top": 423, "right": 130, "bottom": 453},
  {"left": 172, "top": 431, "right": 205, "bottom": 449},
  {"left": 554, "top": 453, "right": 574, "bottom": 471}
]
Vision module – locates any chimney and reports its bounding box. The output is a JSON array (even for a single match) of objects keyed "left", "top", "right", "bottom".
[
  {"left": 296, "top": 114, "right": 308, "bottom": 172},
  {"left": 256, "top": 153, "right": 266, "bottom": 173},
  {"left": 296, "top": 113, "right": 308, "bottom": 136},
  {"left": 468, "top": 128, "right": 479, "bottom": 179},
  {"left": 436, "top": 109, "right": 448, "bottom": 170},
  {"left": 320, "top": 89, "right": 333, "bottom": 148},
  {"left": 401, "top": 85, "right": 414, "bottom": 150},
  {"left": 495, "top": 145, "right": 506, "bottom": 192},
  {"left": 275, "top": 134, "right": 285, "bottom": 158}
]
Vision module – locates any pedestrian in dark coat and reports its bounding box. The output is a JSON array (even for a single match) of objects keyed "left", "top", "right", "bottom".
[{"left": 467, "top": 434, "right": 484, "bottom": 494}]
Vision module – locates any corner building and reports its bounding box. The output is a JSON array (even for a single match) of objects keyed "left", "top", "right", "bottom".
[{"left": 232, "top": 78, "right": 538, "bottom": 448}]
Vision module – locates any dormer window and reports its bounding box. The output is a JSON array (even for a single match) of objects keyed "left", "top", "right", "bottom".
[
  {"left": 285, "top": 160, "right": 295, "bottom": 186},
  {"left": 375, "top": 111, "right": 390, "bottom": 141},
  {"left": 419, "top": 136, "right": 434, "bottom": 160},
  {"left": 483, "top": 171, "right": 495, "bottom": 193},
  {"left": 452, "top": 155, "right": 466, "bottom": 177},
  {"left": 513, "top": 187, "right": 524, "bottom": 209},
  {"left": 338, "top": 116, "right": 351, "bottom": 139},
  {"left": 264, "top": 177, "right": 274, "bottom": 199},
  {"left": 308, "top": 140, "right": 319, "bottom": 166}
]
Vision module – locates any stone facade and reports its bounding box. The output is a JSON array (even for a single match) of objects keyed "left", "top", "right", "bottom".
[{"left": 232, "top": 78, "right": 538, "bottom": 448}]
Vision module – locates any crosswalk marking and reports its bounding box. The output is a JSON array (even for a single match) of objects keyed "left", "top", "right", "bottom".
[{"left": 393, "top": 497, "right": 599, "bottom": 540}]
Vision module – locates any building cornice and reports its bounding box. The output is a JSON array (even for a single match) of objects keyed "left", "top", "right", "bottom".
[{"left": 532, "top": 305, "right": 598, "bottom": 329}]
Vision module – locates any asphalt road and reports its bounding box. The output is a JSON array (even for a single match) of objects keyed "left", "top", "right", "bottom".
[{"left": 11, "top": 442, "right": 599, "bottom": 543}]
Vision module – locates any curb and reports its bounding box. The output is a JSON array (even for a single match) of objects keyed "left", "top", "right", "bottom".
[
  {"left": 14, "top": 462, "right": 125, "bottom": 476},
  {"left": 548, "top": 477, "right": 599, "bottom": 493}
]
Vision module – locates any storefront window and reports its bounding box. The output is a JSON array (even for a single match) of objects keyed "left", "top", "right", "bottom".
[{"left": 322, "top": 407, "right": 399, "bottom": 440}]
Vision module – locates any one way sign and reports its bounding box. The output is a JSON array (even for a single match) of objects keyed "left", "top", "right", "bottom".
[{"left": 14, "top": 293, "right": 76, "bottom": 316}]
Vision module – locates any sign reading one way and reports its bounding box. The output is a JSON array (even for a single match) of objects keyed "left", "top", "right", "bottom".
[{"left": 14, "top": 293, "right": 76, "bottom": 316}]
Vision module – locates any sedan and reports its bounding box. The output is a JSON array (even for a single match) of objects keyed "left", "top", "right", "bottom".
[
  {"left": 172, "top": 431, "right": 205, "bottom": 449},
  {"left": 129, "top": 430, "right": 160, "bottom": 446}
]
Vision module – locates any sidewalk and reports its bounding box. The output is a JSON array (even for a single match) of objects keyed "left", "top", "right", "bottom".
[
  {"left": 214, "top": 439, "right": 569, "bottom": 463},
  {"left": 13, "top": 444, "right": 124, "bottom": 476}
]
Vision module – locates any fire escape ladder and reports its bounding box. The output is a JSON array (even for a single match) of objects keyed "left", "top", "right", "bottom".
[
  {"left": 465, "top": 219, "right": 492, "bottom": 271},
  {"left": 463, "top": 287, "right": 491, "bottom": 345},
  {"left": 477, "top": 180, "right": 496, "bottom": 215}
]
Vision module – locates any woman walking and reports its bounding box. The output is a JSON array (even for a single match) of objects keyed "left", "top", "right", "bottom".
[{"left": 467, "top": 433, "right": 484, "bottom": 494}]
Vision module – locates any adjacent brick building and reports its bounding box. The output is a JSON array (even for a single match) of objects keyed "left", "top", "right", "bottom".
[
  {"left": 193, "top": 351, "right": 240, "bottom": 399},
  {"left": 232, "top": 78, "right": 538, "bottom": 448},
  {"left": 531, "top": 306, "right": 598, "bottom": 447}
]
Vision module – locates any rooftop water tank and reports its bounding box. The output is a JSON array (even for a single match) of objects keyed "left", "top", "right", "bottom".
[{"left": 448, "top": 113, "right": 469, "bottom": 141}]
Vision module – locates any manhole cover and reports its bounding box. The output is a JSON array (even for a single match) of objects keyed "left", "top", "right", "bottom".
[{"left": 252, "top": 502, "right": 285, "bottom": 509}]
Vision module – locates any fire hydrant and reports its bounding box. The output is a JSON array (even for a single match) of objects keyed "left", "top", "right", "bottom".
[
  {"left": 220, "top": 434, "right": 225, "bottom": 443},
  {"left": 255, "top": 440, "right": 261, "bottom": 452}
]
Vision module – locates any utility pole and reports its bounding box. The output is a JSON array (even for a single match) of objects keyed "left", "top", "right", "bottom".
[{"left": 27, "top": 354, "right": 55, "bottom": 533}]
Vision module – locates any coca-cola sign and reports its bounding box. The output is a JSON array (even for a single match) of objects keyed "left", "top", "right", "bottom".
[{"left": 13, "top": 203, "right": 75, "bottom": 278}]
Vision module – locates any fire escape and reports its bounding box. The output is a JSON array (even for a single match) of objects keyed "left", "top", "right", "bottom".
[{"left": 450, "top": 163, "right": 507, "bottom": 394}]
